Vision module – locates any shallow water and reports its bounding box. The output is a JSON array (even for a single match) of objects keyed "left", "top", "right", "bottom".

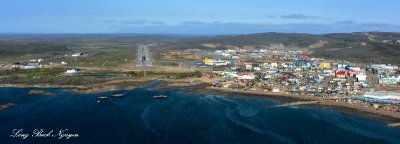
[{"left": 0, "top": 86, "right": 399, "bottom": 144}]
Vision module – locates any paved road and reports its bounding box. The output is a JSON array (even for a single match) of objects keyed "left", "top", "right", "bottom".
[{"left": 136, "top": 45, "right": 153, "bottom": 67}]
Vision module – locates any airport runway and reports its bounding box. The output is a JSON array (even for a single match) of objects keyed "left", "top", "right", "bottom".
[{"left": 136, "top": 45, "right": 153, "bottom": 67}]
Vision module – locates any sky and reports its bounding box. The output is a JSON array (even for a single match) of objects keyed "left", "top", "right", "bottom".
[{"left": 0, "top": 0, "right": 399, "bottom": 34}]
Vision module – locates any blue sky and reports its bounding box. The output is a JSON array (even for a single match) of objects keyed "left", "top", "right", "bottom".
[{"left": 0, "top": 0, "right": 399, "bottom": 34}]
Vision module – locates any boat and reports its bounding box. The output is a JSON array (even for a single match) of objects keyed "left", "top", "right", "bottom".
[
  {"left": 111, "top": 94, "right": 126, "bottom": 98},
  {"left": 153, "top": 95, "right": 168, "bottom": 99},
  {"left": 96, "top": 96, "right": 108, "bottom": 100}
]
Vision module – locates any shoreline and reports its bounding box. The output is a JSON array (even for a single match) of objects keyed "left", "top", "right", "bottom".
[
  {"left": 154, "top": 81, "right": 400, "bottom": 124},
  {"left": 200, "top": 87, "right": 400, "bottom": 124},
  {"left": 1, "top": 81, "right": 400, "bottom": 125}
]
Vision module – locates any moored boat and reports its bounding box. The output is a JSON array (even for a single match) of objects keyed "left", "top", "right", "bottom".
[
  {"left": 96, "top": 96, "right": 108, "bottom": 100},
  {"left": 111, "top": 94, "right": 126, "bottom": 98},
  {"left": 153, "top": 95, "right": 168, "bottom": 99}
]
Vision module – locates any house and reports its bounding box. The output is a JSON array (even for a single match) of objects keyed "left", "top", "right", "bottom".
[
  {"left": 382, "top": 40, "right": 393, "bottom": 44},
  {"left": 225, "top": 49, "right": 237, "bottom": 54},
  {"left": 396, "top": 75, "right": 400, "bottom": 83},
  {"left": 396, "top": 40, "right": 400, "bottom": 45},
  {"left": 238, "top": 75, "right": 255, "bottom": 80},
  {"left": 11, "top": 62, "right": 22, "bottom": 68},
  {"left": 214, "top": 60, "right": 231, "bottom": 66},
  {"left": 24, "top": 63, "right": 41, "bottom": 69},
  {"left": 270, "top": 63, "right": 278, "bottom": 68},
  {"left": 250, "top": 53, "right": 262, "bottom": 58},
  {"left": 334, "top": 70, "right": 348, "bottom": 78},
  {"left": 65, "top": 69, "right": 80, "bottom": 74},
  {"left": 319, "top": 62, "right": 333, "bottom": 69},
  {"left": 214, "top": 50, "right": 224, "bottom": 55},
  {"left": 245, "top": 64, "right": 253, "bottom": 70},
  {"left": 348, "top": 67, "right": 364, "bottom": 75},
  {"left": 231, "top": 55, "right": 240, "bottom": 59},
  {"left": 272, "top": 88, "right": 280, "bottom": 93},
  {"left": 363, "top": 91, "right": 400, "bottom": 100},
  {"left": 293, "top": 60, "right": 311, "bottom": 68},
  {"left": 322, "top": 70, "right": 334, "bottom": 76},
  {"left": 29, "top": 59, "right": 43, "bottom": 62},
  {"left": 356, "top": 74, "right": 367, "bottom": 82},
  {"left": 72, "top": 53, "right": 83, "bottom": 57},
  {"left": 370, "top": 64, "right": 397, "bottom": 75},
  {"left": 379, "top": 77, "right": 398, "bottom": 85},
  {"left": 221, "top": 53, "right": 231, "bottom": 57},
  {"left": 253, "top": 67, "right": 261, "bottom": 71},
  {"left": 224, "top": 72, "right": 238, "bottom": 79},
  {"left": 203, "top": 58, "right": 216, "bottom": 66}
]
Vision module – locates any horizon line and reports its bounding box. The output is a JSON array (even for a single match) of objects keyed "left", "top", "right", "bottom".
[{"left": 0, "top": 31, "right": 399, "bottom": 36}]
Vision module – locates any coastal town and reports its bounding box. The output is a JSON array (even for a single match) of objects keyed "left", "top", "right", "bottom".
[
  {"left": 0, "top": 33, "right": 399, "bottom": 128},
  {"left": 159, "top": 39, "right": 400, "bottom": 116},
  {"left": 3, "top": 0, "right": 400, "bottom": 143},
  {"left": 1, "top": 41, "right": 400, "bottom": 116},
  {"left": 199, "top": 47, "right": 400, "bottom": 112}
]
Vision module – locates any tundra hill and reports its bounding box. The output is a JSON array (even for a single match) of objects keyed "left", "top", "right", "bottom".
[
  {"left": 0, "top": 32, "right": 399, "bottom": 65},
  {"left": 172, "top": 32, "right": 400, "bottom": 65},
  {"left": 314, "top": 32, "right": 400, "bottom": 64}
]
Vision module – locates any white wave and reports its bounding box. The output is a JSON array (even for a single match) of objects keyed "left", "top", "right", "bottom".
[
  {"left": 203, "top": 95, "right": 224, "bottom": 105},
  {"left": 238, "top": 107, "right": 259, "bottom": 117},
  {"left": 225, "top": 109, "right": 297, "bottom": 144},
  {"left": 214, "top": 95, "right": 239, "bottom": 105},
  {"left": 140, "top": 105, "right": 160, "bottom": 137}
]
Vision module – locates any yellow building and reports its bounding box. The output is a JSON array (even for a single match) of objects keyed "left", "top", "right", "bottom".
[
  {"left": 319, "top": 62, "right": 333, "bottom": 69},
  {"left": 203, "top": 58, "right": 216, "bottom": 65}
]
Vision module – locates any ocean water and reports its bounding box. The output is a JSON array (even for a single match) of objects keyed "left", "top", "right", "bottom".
[{"left": 0, "top": 85, "right": 399, "bottom": 144}]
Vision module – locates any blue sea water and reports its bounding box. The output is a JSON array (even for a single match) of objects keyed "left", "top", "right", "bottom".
[{"left": 0, "top": 85, "right": 399, "bottom": 144}]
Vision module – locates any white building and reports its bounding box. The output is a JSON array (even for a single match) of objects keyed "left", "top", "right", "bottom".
[
  {"left": 221, "top": 53, "right": 231, "bottom": 57},
  {"left": 214, "top": 50, "right": 224, "bottom": 55},
  {"left": 356, "top": 74, "right": 367, "bottom": 82},
  {"left": 245, "top": 64, "right": 253, "bottom": 70},
  {"left": 231, "top": 55, "right": 240, "bottom": 59},
  {"left": 72, "top": 53, "right": 83, "bottom": 57},
  {"left": 225, "top": 49, "right": 237, "bottom": 54},
  {"left": 364, "top": 91, "right": 400, "bottom": 100},
  {"left": 238, "top": 75, "right": 255, "bottom": 80},
  {"left": 215, "top": 60, "right": 231, "bottom": 66},
  {"left": 65, "top": 69, "right": 80, "bottom": 74},
  {"left": 272, "top": 88, "right": 280, "bottom": 93},
  {"left": 24, "top": 63, "right": 41, "bottom": 69}
]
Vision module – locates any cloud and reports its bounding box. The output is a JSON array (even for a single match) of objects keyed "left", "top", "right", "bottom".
[
  {"left": 104, "top": 19, "right": 166, "bottom": 27},
  {"left": 150, "top": 21, "right": 165, "bottom": 25},
  {"left": 281, "top": 14, "right": 320, "bottom": 19},
  {"left": 102, "top": 20, "right": 115, "bottom": 23},
  {"left": 336, "top": 20, "right": 357, "bottom": 25},
  {"left": 121, "top": 20, "right": 149, "bottom": 25}
]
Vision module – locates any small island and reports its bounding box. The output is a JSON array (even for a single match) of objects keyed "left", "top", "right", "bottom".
[
  {"left": 0, "top": 103, "right": 17, "bottom": 111},
  {"left": 28, "top": 90, "right": 54, "bottom": 96}
]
